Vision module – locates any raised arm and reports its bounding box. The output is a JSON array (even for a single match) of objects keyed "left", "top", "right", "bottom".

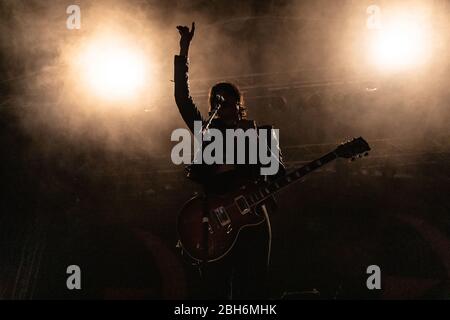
[{"left": 174, "top": 22, "right": 204, "bottom": 133}]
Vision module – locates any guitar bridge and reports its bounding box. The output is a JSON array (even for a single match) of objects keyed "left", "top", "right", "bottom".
[{"left": 235, "top": 195, "right": 251, "bottom": 215}]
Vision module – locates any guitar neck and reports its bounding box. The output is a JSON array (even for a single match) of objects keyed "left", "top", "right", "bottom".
[{"left": 245, "top": 150, "right": 338, "bottom": 208}]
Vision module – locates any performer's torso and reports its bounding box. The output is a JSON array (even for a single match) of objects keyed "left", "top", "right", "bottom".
[{"left": 186, "top": 118, "right": 262, "bottom": 194}]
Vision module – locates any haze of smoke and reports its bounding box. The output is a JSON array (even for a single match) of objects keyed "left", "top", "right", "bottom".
[{"left": 0, "top": 0, "right": 448, "bottom": 163}]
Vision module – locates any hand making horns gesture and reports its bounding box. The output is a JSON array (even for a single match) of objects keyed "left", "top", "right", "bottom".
[{"left": 176, "top": 22, "right": 195, "bottom": 57}]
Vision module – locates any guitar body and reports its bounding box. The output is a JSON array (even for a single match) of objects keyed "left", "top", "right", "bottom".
[
  {"left": 176, "top": 137, "right": 370, "bottom": 263},
  {"left": 177, "top": 187, "right": 266, "bottom": 263}
]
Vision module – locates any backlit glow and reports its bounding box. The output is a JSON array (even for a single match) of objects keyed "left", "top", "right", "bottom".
[{"left": 76, "top": 35, "right": 148, "bottom": 101}]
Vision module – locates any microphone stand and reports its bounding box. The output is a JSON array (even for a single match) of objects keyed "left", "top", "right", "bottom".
[
  {"left": 197, "top": 95, "right": 223, "bottom": 262},
  {"left": 200, "top": 95, "right": 223, "bottom": 135}
]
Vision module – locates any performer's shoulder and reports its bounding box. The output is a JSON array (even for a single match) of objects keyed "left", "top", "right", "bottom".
[
  {"left": 237, "top": 119, "right": 256, "bottom": 129},
  {"left": 257, "top": 124, "right": 274, "bottom": 130},
  {"left": 238, "top": 119, "right": 273, "bottom": 130}
]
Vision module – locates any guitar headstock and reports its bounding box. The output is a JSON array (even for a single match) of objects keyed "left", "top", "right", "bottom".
[{"left": 335, "top": 137, "right": 371, "bottom": 159}]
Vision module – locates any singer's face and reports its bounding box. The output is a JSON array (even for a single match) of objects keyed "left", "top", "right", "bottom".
[{"left": 217, "top": 91, "right": 240, "bottom": 124}]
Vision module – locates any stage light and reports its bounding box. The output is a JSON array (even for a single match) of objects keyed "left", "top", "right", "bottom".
[
  {"left": 369, "top": 16, "right": 430, "bottom": 71},
  {"left": 75, "top": 35, "right": 148, "bottom": 101}
]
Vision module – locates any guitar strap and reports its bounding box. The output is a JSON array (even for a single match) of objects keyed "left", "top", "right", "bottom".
[
  {"left": 201, "top": 195, "right": 210, "bottom": 265},
  {"left": 260, "top": 204, "right": 272, "bottom": 268}
]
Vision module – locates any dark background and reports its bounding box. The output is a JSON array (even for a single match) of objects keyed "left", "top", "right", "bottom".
[{"left": 0, "top": 0, "right": 449, "bottom": 299}]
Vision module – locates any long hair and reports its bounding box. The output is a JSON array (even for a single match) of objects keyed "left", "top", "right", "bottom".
[{"left": 208, "top": 82, "right": 247, "bottom": 119}]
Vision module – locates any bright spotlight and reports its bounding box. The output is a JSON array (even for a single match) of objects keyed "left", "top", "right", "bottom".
[
  {"left": 369, "top": 16, "right": 430, "bottom": 71},
  {"left": 76, "top": 36, "right": 148, "bottom": 101}
]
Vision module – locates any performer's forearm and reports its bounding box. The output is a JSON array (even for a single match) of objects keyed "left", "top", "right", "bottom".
[
  {"left": 174, "top": 22, "right": 202, "bottom": 132},
  {"left": 174, "top": 54, "right": 202, "bottom": 133},
  {"left": 179, "top": 44, "right": 189, "bottom": 57}
]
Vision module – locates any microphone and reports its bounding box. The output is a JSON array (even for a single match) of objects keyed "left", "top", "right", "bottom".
[{"left": 215, "top": 94, "right": 225, "bottom": 105}]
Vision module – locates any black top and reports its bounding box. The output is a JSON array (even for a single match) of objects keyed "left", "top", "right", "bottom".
[{"left": 174, "top": 55, "right": 285, "bottom": 194}]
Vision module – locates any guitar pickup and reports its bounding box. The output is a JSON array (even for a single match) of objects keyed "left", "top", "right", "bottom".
[
  {"left": 235, "top": 195, "right": 251, "bottom": 215},
  {"left": 202, "top": 217, "right": 214, "bottom": 234},
  {"left": 213, "top": 207, "right": 231, "bottom": 226}
]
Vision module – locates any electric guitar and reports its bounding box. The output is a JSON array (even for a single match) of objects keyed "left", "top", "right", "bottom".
[{"left": 177, "top": 137, "right": 371, "bottom": 263}]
